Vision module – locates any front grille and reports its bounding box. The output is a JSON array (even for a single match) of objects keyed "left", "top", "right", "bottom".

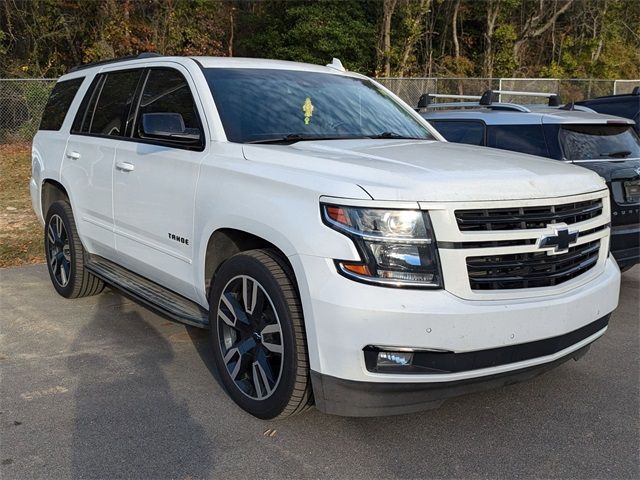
[
  {"left": 467, "top": 240, "right": 600, "bottom": 290},
  {"left": 456, "top": 199, "right": 602, "bottom": 231}
]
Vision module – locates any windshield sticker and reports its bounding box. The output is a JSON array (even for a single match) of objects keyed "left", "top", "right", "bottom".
[{"left": 303, "top": 97, "right": 314, "bottom": 125}]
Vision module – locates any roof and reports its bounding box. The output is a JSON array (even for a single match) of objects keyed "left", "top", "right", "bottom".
[
  {"left": 60, "top": 54, "right": 364, "bottom": 82},
  {"left": 421, "top": 105, "right": 635, "bottom": 126}
]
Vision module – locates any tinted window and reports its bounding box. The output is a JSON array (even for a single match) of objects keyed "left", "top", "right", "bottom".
[
  {"left": 71, "top": 75, "right": 104, "bottom": 134},
  {"left": 39, "top": 77, "right": 84, "bottom": 131},
  {"left": 559, "top": 124, "right": 640, "bottom": 160},
  {"left": 134, "top": 68, "right": 202, "bottom": 142},
  {"left": 89, "top": 70, "right": 142, "bottom": 136},
  {"left": 429, "top": 120, "right": 485, "bottom": 145},
  {"left": 204, "top": 68, "right": 433, "bottom": 143},
  {"left": 487, "top": 125, "right": 550, "bottom": 158}
]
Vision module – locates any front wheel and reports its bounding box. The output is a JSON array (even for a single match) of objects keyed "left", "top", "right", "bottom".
[{"left": 208, "top": 249, "right": 312, "bottom": 419}]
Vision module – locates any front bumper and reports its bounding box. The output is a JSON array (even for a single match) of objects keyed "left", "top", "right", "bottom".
[
  {"left": 290, "top": 254, "right": 620, "bottom": 415},
  {"left": 312, "top": 341, "right": 595, "bottom": 417},
  {"left": 611, "top": 223, "right": 640, "bottom": 267}
]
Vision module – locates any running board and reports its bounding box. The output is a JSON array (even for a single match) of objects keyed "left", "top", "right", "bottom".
[{"left": 86, "top": 255, "right": 209, "bottom": 328}]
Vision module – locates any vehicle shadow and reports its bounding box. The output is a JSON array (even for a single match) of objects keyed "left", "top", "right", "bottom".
[{"left": 66, "top": 291, "right": 214, "bottom": 479}]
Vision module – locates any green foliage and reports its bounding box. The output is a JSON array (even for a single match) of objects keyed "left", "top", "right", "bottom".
[
  {"left": 236, "top": 1, "right": 377, "bottom": 73},
  {"left": 0, "top": 0, "right": 638, "bottom": 79},
  {"left": 492, "top": 24, "right": 518, "bottom": 77}
]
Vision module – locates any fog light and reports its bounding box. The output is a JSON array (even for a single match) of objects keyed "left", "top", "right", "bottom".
[{"left": 377, "top": 351, "right": 414, "bottom": 367}]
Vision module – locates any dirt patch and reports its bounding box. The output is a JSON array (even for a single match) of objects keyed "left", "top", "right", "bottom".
[{"left": 0, "top": 142, "right": 44, "bottom": 267}]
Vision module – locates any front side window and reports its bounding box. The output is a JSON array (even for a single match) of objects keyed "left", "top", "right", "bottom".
[
  {"left": 429, "top": 120, "right": 485, "bottom": 146},
  {"left": 133, "top": 68, "right": 202, "bottom": 144},
  {"left": 559, "top": 124, "right": 640, "bottom": 160},
  {"left": 203, "top": 68, "right": 434, "bottom": 143},
  {"left": 89, "top": 70, "right": 143, "bottom": 137},
  {"left": 39, "top": 77, "right": 84, "bottom": 131},
  {"left": 486, "top": 125, "right": 550, "bottom": 158}
]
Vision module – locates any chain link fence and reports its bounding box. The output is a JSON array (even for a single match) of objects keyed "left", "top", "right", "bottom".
[
  {"left": 0, "top": 79, "right": 56, "bottom": 144},
  {"left": 378, "top": 77, "right": 639, "bottom": 107},
  {"left": 0, "top": 77, "right": 638, "bottom": 143}
]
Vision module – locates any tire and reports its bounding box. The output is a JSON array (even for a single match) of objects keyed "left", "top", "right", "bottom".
[
  {"left": 208, "top": 249, "right": 312, "bottom": 419},
  {"left": 44, "top": 201, "right": 104, "bottom": 299}
]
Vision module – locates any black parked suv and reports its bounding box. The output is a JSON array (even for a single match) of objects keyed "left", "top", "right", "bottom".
[
  {"left": 420, "top": 90, "right": 640, "bottom": 271},
  {"left": 576, "top": 87, "right": 639, "bottom": 134}
]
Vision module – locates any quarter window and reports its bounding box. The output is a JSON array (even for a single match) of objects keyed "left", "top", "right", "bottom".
[
  {"left": 486, "top": 125, "right": 550, "bottom": 158},
  {"left": 39, "top": 77, "right": 84, "bottom": 131},
  {"left": 89, "top": 70, "right": 143, "bottom": 137}
]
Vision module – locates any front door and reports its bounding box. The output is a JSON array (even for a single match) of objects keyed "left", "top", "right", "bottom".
[{"left": 113, "top": 66, "right": 208, "bottom": 300}]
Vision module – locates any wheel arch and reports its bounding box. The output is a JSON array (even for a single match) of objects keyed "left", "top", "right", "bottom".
[
  {"left": 41, "top": 179, "right": 70, "bottom": 217},
  {"left": 203, "top": 228, "right": 296, "bottom": 301}
]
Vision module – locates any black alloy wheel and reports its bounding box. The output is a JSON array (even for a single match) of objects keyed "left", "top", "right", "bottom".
[{"left": 209, "top": 249, "right": 312, "bottom": 419}]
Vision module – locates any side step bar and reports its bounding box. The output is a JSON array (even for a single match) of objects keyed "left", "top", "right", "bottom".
[{"left": 86, "top": 255, "right": 209, "bottom": 328}]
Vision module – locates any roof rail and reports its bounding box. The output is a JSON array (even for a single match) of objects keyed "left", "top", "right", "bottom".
[
  {"left": 416, "top": 92, "right": 532, "bottom": 113},
  {"left": 417, "top": 93, "right": 481, "bottom": 108},
  {"left": 481, "top": 89, "right": 562, "bottom": 106},
  {"left": 69, "top": 52, "right": 162, "bottom": 73},
  {"left": 424, "top": 101, "right": 531, "bottom": 112}
]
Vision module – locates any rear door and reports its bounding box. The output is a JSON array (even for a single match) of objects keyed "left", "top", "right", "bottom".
[
  {"left": 112, "top": 66, "right": 208, "bottom": 299},
  {"left": 63, "top": 68, "right": 144, "bottom": 258}
]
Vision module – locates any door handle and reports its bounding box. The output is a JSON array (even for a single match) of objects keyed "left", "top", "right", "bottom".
[
  {"left": 115, "top": 161, "right": 135, "bottom": 172},
  {"left": 65, "top": 151, "right": 81, "bottom": 160}
]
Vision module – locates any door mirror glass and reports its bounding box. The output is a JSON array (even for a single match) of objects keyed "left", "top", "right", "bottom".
[{"left": 140, "top": 112, "right": 201, "bottom": 143}]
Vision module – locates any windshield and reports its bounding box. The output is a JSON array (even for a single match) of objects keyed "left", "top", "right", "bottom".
[
  {"left": 203, "top": 68, "right": 434, "bottom": 143},
  {"left": 559, "top": 124, "right": 640, "bottom": 160}
]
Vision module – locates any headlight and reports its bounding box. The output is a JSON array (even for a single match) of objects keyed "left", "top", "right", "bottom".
[{"left": 321, "top": 204, "right": 442, "bottom": 288}]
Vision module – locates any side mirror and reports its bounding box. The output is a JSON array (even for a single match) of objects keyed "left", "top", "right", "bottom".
[{"left": 140, "top": 112, "right": 201, "bottom": 143}]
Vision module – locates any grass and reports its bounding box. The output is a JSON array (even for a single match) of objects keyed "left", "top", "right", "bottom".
[{"left": 0, "top": 142, "right": 44, "bottom": 267}]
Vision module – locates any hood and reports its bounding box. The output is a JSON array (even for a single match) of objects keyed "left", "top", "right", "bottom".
[{"left": 242, "top": 139, "right": 606, "bottom": 202}]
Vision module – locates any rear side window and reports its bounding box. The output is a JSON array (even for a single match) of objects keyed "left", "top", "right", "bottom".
[
  {"left": 486, "top": 125, "right": 550, "bottom": 158},
  {"left": 133, "top": 68, "right": 202, "bottom": 142},
  {"left": 39, "top": 77, "right": 84, "bottom": 131},
  {"left": 88, "top": 70, "right": 143, "bottom": 137},
  {"left": 429, "top": 120, "right": 485, "bottom": 146}
]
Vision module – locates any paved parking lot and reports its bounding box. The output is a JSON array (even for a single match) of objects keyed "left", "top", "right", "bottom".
[{"left": 1, "top": 264, "right": 638, "bottom": 479}]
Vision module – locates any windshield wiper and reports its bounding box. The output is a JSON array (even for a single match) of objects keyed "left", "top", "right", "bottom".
[
  {"left": 367, "top": 131, "right": 425, "bottom": 140},
  {"left": 247, "top": 134, "right": 308, "bottom": 145},
  {"left": 247, "top": 134, "right": 366, "bottom": 145},
  {"left": 599, "top": 150, "right": 632, "bottom": 158}
]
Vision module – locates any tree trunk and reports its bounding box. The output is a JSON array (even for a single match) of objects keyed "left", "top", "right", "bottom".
[
  {"left": 381, "top": 0, "right": 398, "bottom": 76},
  {"left": 452, "top": 0, "right": 460, "bottom": 59},
  {"left": 483, "top": 0, "right": 500, "bottom": 78},
  {"left": 398, "top": 0, "right": 430, "bottom": 77},
  {"left": 513, "top": 0, "right": 574, "bottom": 64}
]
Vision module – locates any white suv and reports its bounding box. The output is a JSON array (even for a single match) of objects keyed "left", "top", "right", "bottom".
[{"left": 31, "top": 54, "right": 620, "bottom": 419}]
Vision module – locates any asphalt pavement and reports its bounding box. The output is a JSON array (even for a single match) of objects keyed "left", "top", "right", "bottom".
[{"left": 1, "top": 264, "right": 638, "bottom": 479}]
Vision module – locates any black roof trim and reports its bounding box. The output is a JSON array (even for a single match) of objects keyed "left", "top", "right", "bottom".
[{"left": 69, "top": 52, "right": 163, "bottom": 73}]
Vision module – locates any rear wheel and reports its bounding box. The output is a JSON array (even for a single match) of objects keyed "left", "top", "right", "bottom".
[
  {"left": 44, "top": 201, "right": 104, "bottom": 298},
  {"left": 209, "top": 249, "right": 312, "bottom": 419}
]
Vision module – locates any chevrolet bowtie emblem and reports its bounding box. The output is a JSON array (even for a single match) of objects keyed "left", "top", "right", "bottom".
[{"left": 538, "top": 224, "right": 579, "bottom": 254}]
